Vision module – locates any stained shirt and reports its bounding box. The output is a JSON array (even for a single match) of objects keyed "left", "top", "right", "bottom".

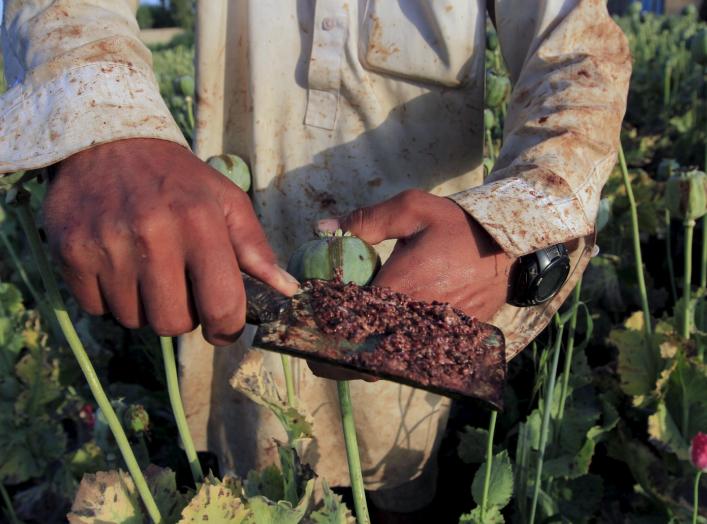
[
  {"left": 0, "top": 0, "right": 630, "bottom": 360},
  {"left": 0, "top": 0, "right": 631, "bottom": 490}
]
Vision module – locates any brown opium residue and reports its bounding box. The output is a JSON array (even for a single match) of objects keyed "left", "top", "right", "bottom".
[{"left": 305, "top": 275, "right": 492, "bottom": 391}]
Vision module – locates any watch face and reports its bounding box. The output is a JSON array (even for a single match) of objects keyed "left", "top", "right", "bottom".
[{"left": 535, "top": 259, "right": 570, "bottom": 302}]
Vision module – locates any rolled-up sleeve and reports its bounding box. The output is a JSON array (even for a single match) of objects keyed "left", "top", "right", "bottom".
[
  {"left": 0, "top": 0, "right": 188, "bottom": 174},
  {"left": 449, "top": 0, "right": 631, "bottom": 258}
]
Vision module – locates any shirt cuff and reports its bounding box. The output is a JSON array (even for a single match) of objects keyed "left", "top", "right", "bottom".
[
  {"left": 449, "top": 166, "right": 598, "bottom": 258},
  {"left": 0, "top": 61, "right": 188, "bottom": 173}
]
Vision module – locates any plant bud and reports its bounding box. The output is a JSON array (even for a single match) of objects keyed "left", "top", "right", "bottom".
[
  {"left": 657, "top": 158, "right": 680, "bottom": 181},
  {"left": 124, "top": 404, "right": 150, "bottom": 435},
  {"left": 486, "top": 30, "right": 499, "bottom": 51},
  {"left": 175, "top": 75, "right": 195, "bottom": 98},
  {"left": 681, "top": 4, "right": 697, "bottom": 18},
  {"left": 207, "top": 154, "right": 252, "bottom": 193},
  {"left": 485, "top": 70, "right": 510, "bottom": 109},
  {"left": 484, "top": 109, "right": 496, "bottom": 130},
  {"left": 288, "top": 230, "right": 380, "bottom": 286},
  {"left": 691, "top": 28, "right": 707, "bottom": 66},
  {"left": 665, "top": 170, "right": 707, "bottom": 222},
  {"left": 690, "top": 432, "right": 707, "bottom": 472}
]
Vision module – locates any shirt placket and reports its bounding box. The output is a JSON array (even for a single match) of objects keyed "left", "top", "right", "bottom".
[{"left": 304, "top": 0, "right": 349, "bottom": 130}]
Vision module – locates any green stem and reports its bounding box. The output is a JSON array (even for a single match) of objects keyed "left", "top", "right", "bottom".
[
  {"left": 0, "top": 484, "right": 20, "bottom": 524},
  {"left": 681, "top": 376, "right": 690, "bottom": 441},
  {"left": 529, "top": 315, "right": 565, "bottom": 524},
  {"left": 619, "top": 143, "right": 652, "bottom": 338},
  {"left": 0, "top": 229, "right": 42, "bottom": 308},
  {"left": 516, "top": 423, "right": 529, "bottom": 519},
  {"left": 556, "top": 280, "right": 582, "bottom": 427},
  {"left": 0, "top": 227, "right": 61, "bottom": 340},
  {"left": 683, "top": 220, "right": 695, "bottom": 340},
  {"left": 700, "top": 216, "right": 707, "bottom": 290},
  {"left": 280, "top": 355, "right": 296, "bottom": 407},
  {"left": 336, "top": 381, "right": 370, "bottom": 524},
  {"left": 700, "top": 217, "right": 706, "bottom": 361},
  {"left": 160, "top": 336, "right": 204, "bottom": 485},
  {"left": 480, "top": 410, "right": 498, "bottom": 518},
  {"left": 185, "top": 95, "right": 195, "bottom": 133},
  {"left": 694, "top": 470, "right": 703, "bottom": 524},
  {"left": 485, "top": 128, "right": 496, "bottom": 163},
  {"left": 663, "top": 59, "right": 672, "bottom": 109},
  {"left": 14, "top": 199, "right": 162, "bottom": 524},
  {"left": 666, "top": 210, "right": 678, "bottom": 304},
  {"left": 700, "top": 68, "right": 707, "bottom": 362}
]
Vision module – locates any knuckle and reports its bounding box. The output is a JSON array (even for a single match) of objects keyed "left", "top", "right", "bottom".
[
  {"left": 180, "top": 201, "right": 218, "bottom": 233},
  {"left": 344, "top": 207, "right": 371, "bottom": 233},
  {"left": 201, "top": 306, "right": 245, "bottom": 344},
  {"left": 243, "top": 236, "right": 277, "bottom": 265},
  {"left": 96, "top": 221, "right": 124, "bottom": 245},
  {"left": 57, "top": 229, "right": 88, "bottom": 268},
  {"left": 204, "top": 323, "right": 245, "bottom": 346},
  {"left": 200, "top": 305, "right": 243, "bottom": 330},
  {"left": 397, "top": 188, "right": 425, "bottom": 210},
  {"left": 130, "top": 209, "right": 169, "bottom": 244}
]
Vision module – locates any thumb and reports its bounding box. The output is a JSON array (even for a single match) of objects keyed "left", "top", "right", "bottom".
[
  {"left": 319, "top": 190, "right": 427, "bottom": 245},
  {"left": 222, "top": 185, "right": 300, "bottom": 296}
]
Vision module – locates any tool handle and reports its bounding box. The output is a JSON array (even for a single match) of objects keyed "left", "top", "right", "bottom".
[{"left": 242, "top": 273, "right": 292, "bottom": 324}]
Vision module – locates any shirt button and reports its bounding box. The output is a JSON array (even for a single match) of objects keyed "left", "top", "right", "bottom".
[{"left": 322, "top": 17, "right": 336, "bottom": 31}]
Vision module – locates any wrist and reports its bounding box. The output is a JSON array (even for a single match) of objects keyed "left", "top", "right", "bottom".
[{"left": 55, "top": 138, "right": 190, "bottom": 180}]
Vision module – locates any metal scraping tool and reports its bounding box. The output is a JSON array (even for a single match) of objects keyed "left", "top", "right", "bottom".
[{"left": 242, "top": 273, "right": 507, "bottom": 408}]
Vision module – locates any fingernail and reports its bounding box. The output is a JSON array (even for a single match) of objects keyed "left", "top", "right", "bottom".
[
  {"left": 276, "top": 265, "right": 300, "bottom": 286},
  {"left": 317, "top": 218, "right": 340, "bottom": 233}
]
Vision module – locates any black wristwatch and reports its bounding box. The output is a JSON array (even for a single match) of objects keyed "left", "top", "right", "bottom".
[{"left": 510, "top": 244, "right": 570, "bottom": 307}]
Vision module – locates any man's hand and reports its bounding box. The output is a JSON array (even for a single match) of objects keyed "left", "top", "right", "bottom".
[
  {"left": 43, "top": 138, "right": 299, "bottom": 345},
  {"left": 308, "top": 189, "right": 514, "bottom": 381}
]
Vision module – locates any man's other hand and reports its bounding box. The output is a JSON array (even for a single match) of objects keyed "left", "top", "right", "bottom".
[
  {"left": 324, "top": 189, "right": 513, "bottom": 319},
  {"left": 43, "top": 138, "right": 299, "bottom": 345}
]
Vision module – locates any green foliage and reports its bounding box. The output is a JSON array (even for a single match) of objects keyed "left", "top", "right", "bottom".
[
  {"left": 0, "top": 282, "right": 71, "bottom": 486},
  {"left": 68, "top": 469, "right": 149, "bottom": 524},
  {"left": 471, "top": 450, "right": 514, "bottom": 510},
  {"left": 179, "top": 474, "right": 247, "bottom": 523},
  {"left": 136, "top": 5, "right": 176, "bottom": 30},
  {"left": 230, "top": 357, "right": 313, "bottom": 444},
  {"left": 543, "top": 474, "right": 604, "bottom": 523},
  {"left": 170, "top": 0, "right": 195, "bottom": 32},
  {"left": 615, "top": 10, "right": 706, "bottom": 167},
  {"left": 136, "top": 6, "right": 154, "bottom": 30},
  {"left": 610, "top": 312, "right": 663, "bottom": 406},
  {"left": 151, "top": 42, "right": 195, "bottom": 142},
  {"left": 514, "top": 344, "right": 615, "bottom": 522},
  {"left": 692, "top": 28, "right": 707, "bottom": 65},
  {"left": 459, "top": 505, "right": 504, "bottom": 524},
  {"left": 245, "top": 465, "right": 285, "bottom": 502},
  {"left": 308, "top": 481, "right": 356, "bottom": 524},
  {"left": 146, "top": 466, "right": 191, "bottom": 523},
  {"left": 247, "top": 478, "right": 313, "bottom": 524}
]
